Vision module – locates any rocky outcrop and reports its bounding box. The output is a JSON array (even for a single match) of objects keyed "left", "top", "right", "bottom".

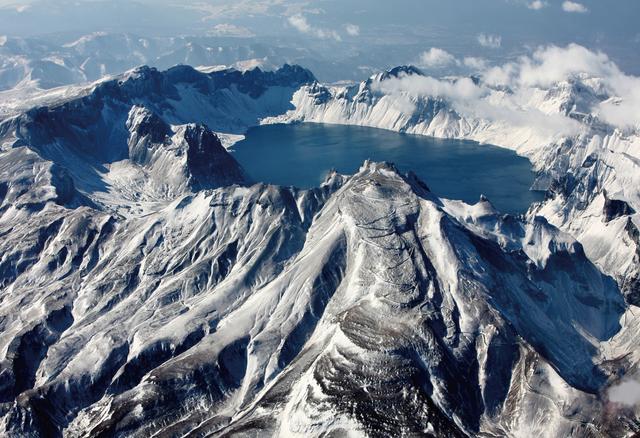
[
  {"left": 126, "top": 105, "right": 246, "bottom": 194},
  {"left": 603, "top": 192, "right": 636, "bottom": 222}
]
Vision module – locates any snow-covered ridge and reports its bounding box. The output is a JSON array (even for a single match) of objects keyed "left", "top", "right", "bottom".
[
  {"left": 267, "top": 56, "right": 640, "bottom": 306},
  {"left": 0, "top": 57, "right": 639, "bottom": 436},
  {"left": 0, "top": 157, "right": 634, "bottom": 436},
  {"left": 0, "top": 63, "right": 314, "bottom": 213}
]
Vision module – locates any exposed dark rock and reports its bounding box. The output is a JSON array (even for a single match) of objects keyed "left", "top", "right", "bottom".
[{"left": 603, "top": 192, "right": 636, "bottom": 222}]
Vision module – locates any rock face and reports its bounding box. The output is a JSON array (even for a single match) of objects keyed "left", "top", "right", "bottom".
[
  {"left": 603, "top": 193, "right": 635, "bottom": 223},
  {"left": 0, "top": 64, "right": 638, "bottom": 437}
]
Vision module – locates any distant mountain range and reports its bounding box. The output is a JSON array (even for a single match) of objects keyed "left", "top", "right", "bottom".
[{"left": 0, "top": 32, "right": 370, "bottom": 93}]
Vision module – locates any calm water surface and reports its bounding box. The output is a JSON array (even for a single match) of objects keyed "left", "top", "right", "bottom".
[{"left": 232, "top": 123, "right": 544, "bottom": 214}]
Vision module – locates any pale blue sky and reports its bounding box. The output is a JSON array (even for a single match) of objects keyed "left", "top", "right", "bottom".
[{"left": 0, "top": 0, "right": 638, "bottom": 78}]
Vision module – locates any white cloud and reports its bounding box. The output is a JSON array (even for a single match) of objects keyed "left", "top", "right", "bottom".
[
  {"left": 464, "top": 57, "right": 488, "bottom": 71},
  {"left": 345, "top": 23, "right": 360, "bottom": 36},
  {"left": 372, "top": 42, "right": 640, "bottom": 133},
  {"left": 479, "top": 44, "right": 640, "bottom": 129},
  {"left": 378, "top": 44, "right": 640, "bottom": 131},
  {"left": 479, "top": 44, "right": 615, "bottom": 88},
  {"left": 520, "top": 44, "right": 616, "bottom": 87},
  {"left": 288, "top": 14, "right": 341, "bottom": 41},
  {"left": 418, "top": 48, "right": 458, "bottom": 68},
  {"left": 527, "top": 0, "right": 547, "bottom": 10},
  {"left": 562, "top": 1, "right": 588, "bottom": 13},
  {"left": 371, "top": 71, "right": 582, "bottom": 137},
  {"left": 608, "top": 380, "right": 640, "bottom": 406},
  {"left": 482, "top": 63, "right": 516, "bottom": 87},
  {"left": 477, "top": 33, "right": 502, "bottom": 49}
]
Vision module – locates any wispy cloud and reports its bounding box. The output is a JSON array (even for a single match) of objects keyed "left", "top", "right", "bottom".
[
  {"left": 344, "top": 23, "right": 360, "bottom": 36},
  {"left": 288, "top": 14, "right": 341, "bottom": 41},
  {"left": 562, "top": 1, "right": 588, "bottom": 13},
  {"left": 527, "top": 0, "right": 548, "bottom": 10},
  {"left": 477, "top": 33, "right": 502, "bottom": 49}
]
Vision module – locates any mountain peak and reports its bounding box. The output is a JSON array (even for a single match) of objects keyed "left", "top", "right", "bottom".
[
  {"left": 125, "top": 105, "right": 246, "bottom": 194},
  {"left": 380, "top": 65, "right": 423, "bottom": 80},
  {"left": 180, "top": 123, "right": 246, "bottom": 190}
]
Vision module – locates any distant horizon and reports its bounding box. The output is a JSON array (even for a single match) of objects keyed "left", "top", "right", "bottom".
[{"left": 1, "top": 0, "right": 639, "bottom": 79}]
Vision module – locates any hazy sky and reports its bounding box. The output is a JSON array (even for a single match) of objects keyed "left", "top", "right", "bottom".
[{"left": 0, "top": 0, "right": 639, "bottom": 77}]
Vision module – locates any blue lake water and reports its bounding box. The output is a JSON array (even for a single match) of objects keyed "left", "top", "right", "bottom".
[{"left": 232, "top": 123, "right": 544, "bottom": 214}]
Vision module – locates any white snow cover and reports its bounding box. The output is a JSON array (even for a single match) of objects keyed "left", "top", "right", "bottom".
[{"left": 267, "top": 45, "right": 640, "bottom": 295}]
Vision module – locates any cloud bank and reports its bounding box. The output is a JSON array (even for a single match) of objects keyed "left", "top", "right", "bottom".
[{"left": 373, "top": 44, "right": 640, "bottom": 135}]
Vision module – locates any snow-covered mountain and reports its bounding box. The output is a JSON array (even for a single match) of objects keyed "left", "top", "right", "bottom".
[
  {"left": 0, "top": 60, "right": 639, "bottom": 437},
  {"left": 269, "top": 62, "right": 640, "bottom": 307}
]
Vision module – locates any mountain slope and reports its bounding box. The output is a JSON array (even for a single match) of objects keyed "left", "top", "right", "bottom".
[{"left": 0, "top": 156, "right": 630, "bottom": 437}]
